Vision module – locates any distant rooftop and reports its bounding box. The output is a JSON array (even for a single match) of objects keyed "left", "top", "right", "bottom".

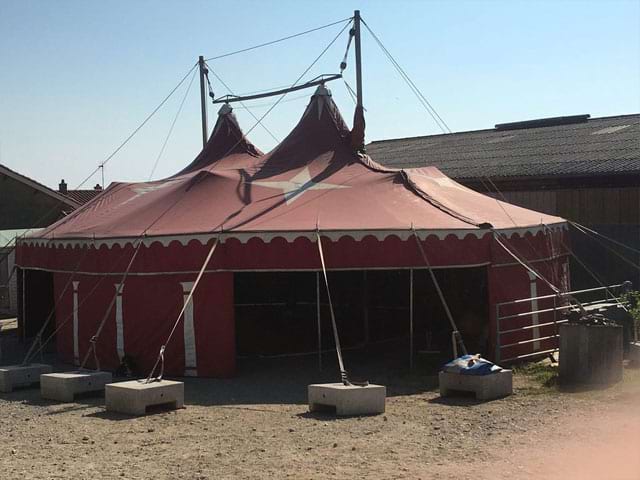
[
  {"left": 58, "top": 179, "right": 103, "bottom": 205},
  {"left": 366, "top": 113, "right": 640, "bottom": 181}
]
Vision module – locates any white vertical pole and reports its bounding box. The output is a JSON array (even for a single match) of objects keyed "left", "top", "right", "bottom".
[
  {"left": 114, "top": 283, "right": 125, "bottom": 361},
  {"left": 409, "top": 269, "right": 414, "bottom": 370},
  {"left": 181, "top": 281, "right": 198, "bottom": 376},
  {"left": 527, "top": 272, "right": 540, "bottom": 351},
  {"left": 72, "top": 281, "right": 80, "bottom": 365},
  {"left": 316, "top": 271, "right": 322, "bottom": 371},
  {"left": 21, "top": 269, "right": 26, "bottom": 342}
]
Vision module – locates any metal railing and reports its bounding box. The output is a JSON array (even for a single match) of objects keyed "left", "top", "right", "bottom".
[{"left": 495, "top": 284, "right": 626, "bottom": 363}]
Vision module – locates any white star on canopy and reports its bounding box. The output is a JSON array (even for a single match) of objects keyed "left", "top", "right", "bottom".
[{"left": 251, "top": 167, "right": 349, "bottom": 204}]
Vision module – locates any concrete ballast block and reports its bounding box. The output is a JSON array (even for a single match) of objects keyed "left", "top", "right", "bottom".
[
  {"left": 0, "top": 364, "right": 52, "bottom": 393},
  {"left": 439, "top": 370, "right": 513, "bottom": 401},
  {"left": 40, "top": 371, "right": 113, "bottom": 402},
  {"left": 559, "top": 324, "right": 623, "bottom": 385},
  {"left": 628, "top": 342, "right": 640, "bottom": 368},
  {"left": 105, "top": 379, "right": 184, "bottom": 415},
  {"left": 308, "top": 383, "right": 386, "bottom": 416}
]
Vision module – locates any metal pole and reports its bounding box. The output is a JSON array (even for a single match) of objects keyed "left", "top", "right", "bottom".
[
  {"left": 198, "top": 56, "right": 208, "bottom": 149},
  {"left": 316, "top": 271, "right": 322, "bottom": 371},
  {"left": 353, "top": 10, "right": 363, "bottom": 109},
  {"left": 409, "top": 269, "right": 414, "bottom": 370}
]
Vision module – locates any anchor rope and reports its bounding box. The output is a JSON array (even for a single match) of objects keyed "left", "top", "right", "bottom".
[
  {"left": 21, "top": 241, "right": 95, "bottom": 365},
  {"left": 144, "top": 237, "right": 219, "bottom": 383},
  {"left": 411, "top": 226, "right": 468, "bottom": 357},
  {"left": 79, "top": 239, "right": 145, "bottom": 370},
  {"left": 22, "top": 243, "right": 148, "bottom": 363},
  {"left": 569, "top": 221, "right": 640, "bottom": 271},
  {"left": 316, "top": 231, "right": 350, "bottom": 385},
  {"left": 541, "top": 224, "right": 629, "bottom": 313}
]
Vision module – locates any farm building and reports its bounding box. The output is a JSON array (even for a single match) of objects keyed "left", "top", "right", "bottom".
[
  {"left": 0, "top": 164, "right": 102, "bottom": 317},
  {"left": 367, "top": 113, "right": 640, "bottom": 289}
]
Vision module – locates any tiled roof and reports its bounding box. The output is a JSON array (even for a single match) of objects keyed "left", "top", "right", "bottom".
[
  {"left": 63, "top": 189, "right": 103, "bottom": 205},
  {"left": 366, "top": 114, "right": 640, "bottom": 180}
]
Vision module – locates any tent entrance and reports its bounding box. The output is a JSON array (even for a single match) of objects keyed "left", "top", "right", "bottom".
[
  {"left": 234, "top": 267, "right": 489, "bottom": 366},
  {"left": 19, "top": 268, "right": 55, "bottom": 342}
]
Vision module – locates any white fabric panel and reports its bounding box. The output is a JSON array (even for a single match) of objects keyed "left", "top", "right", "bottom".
[
  {"left": 72, "top": 281, "right": 80, "bottom": 365},
  {"left": 114, "top": 283, "right": 125, "bottom": 360},
  {"left": 527, "top": 272, "right": 540, "bottom": 350},
  {"left": 180, "top": 281, "right": 197, "bottom": 376}
]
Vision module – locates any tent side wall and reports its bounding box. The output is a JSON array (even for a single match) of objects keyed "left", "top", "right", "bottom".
[
  {"left": 487, "top": 229, "right": 571, "bottom": 363},
  {"left": 51, "top": 271, "right": 235, "bottom": 377}
]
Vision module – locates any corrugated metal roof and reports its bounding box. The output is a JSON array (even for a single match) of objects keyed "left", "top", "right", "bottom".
[{"left": 366, "top": 113, "right": 640, "bottom": 180}]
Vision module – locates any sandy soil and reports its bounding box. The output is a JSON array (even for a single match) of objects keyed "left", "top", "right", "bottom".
[{"left": 1, "top": 348, "right": 639, "bottom": 480}]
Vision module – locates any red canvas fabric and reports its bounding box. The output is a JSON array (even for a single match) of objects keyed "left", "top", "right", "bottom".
[
  {"left": 16, "top": 87, "right": 570, "bottom": 375},
  {"left": 25, "top": 88, "right": 564, "bottom": 243}
]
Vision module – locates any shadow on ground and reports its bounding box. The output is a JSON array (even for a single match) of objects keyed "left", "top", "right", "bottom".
[{"left": 2, "top": 336, "right": 444, "bottom": 408}]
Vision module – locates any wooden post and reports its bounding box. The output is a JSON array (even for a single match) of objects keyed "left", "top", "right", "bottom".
[{"left": 198, "top": 56, "right": 208, "bottom": 149}]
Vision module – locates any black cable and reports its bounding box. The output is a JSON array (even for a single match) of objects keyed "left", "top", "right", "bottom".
[
  {"left": 361, "top": 18, "right": 452, "bottom": 134},
  {"left": 205, "top": 63, "right": 280, "bottom": 143},
  {"left": 205, "top": 18, "right": 352, "bottom": 62},
  {"left": 19, "top": 21, "right": 354, "bottom": 366},
  {"left": 0, "top": 62, "right": 199, "bottom": 267},
  {"left": 94, "top": 62, "right": 199, "bottom": 177},
  {"left": 218, "top": 18, "right": 353, "bottom": 147},
  {"left": 148, "top": 68, "right": 198, "bottom": 180}
]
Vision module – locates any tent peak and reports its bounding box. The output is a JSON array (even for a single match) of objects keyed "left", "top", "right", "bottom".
[
  {"left": 218, "top": 103, "right": 233, "bottom": 116},
  {"left": 313, "top": 84, "right": 332, "bottom": 97}
]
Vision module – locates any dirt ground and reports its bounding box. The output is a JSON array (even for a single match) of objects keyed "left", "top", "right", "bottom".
[{"left": 1, "top": 342, "right": 639, "bottom": 480}]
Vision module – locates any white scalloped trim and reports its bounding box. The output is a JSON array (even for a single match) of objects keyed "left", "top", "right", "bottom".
[{"left": 18, "top": 222, "right": 568, "bottom": 250}]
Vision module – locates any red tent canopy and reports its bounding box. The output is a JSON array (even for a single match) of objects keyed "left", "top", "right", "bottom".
[{"left": 17, "top": 86, "right": 570, "bottom": 377}]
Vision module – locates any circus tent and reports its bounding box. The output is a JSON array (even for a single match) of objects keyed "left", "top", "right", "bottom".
[{"left": 16, "top": 86, "right": 570, "bottom": 377}]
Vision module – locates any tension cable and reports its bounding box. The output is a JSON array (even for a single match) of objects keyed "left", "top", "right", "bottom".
[
  {"left": 145, "top": 237, "right": 220, "bottom": 383},
  {"left": 411, "top": 226, "right": 468, "bottom": 357}
]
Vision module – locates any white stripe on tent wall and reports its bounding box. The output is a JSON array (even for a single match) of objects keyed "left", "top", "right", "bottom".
[
  {"left": 72, "top": 281, "right": 80, "bottom": 365},
  {"left": 527, "top": 272, "right": 540, "bottom": 350},
  {"left": 114, "top": 283, "right": 125, "bottom": 361},
  {"left": 180, "top": 281, "right": 197, "bottom": 376}
]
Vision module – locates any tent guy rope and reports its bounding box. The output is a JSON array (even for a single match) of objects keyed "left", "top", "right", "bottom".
[
  {"left": 411, "top": 226, "right": 468, "bottom": 357},
  {"left": 79, "top": 239, "right": 145, "bottom": 370},
  {"left": 145, "top": 237, "right": 220, "bottom": 383}
]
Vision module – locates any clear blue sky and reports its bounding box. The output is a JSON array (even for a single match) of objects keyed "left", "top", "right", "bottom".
[{"left": 1, "top": 0, "right": 639, "bottom": 189}]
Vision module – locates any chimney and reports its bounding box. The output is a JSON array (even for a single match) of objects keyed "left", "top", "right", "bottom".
[
  {"left": 94, "top": 184, "right": 103, "bottom": 191},
  {"left": 59, "top": 179, "right": 68, "bottom": 194}
]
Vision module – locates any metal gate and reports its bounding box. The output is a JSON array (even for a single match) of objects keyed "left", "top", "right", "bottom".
[{"left": 495, "top": 284, "right": 626, "bottom": 363}]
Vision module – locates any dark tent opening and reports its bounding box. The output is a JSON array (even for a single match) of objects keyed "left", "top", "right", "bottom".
[
  {"left": 19, "top": 269, "right": 55, "bottom": 341},
  {"left": 234, "top": 267, "right": 490, "bottom": 369}
]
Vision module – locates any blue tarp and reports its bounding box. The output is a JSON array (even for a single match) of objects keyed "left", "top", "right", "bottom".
[{"left": 442, "top": 355, "right": 502, "bottom": 376}]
